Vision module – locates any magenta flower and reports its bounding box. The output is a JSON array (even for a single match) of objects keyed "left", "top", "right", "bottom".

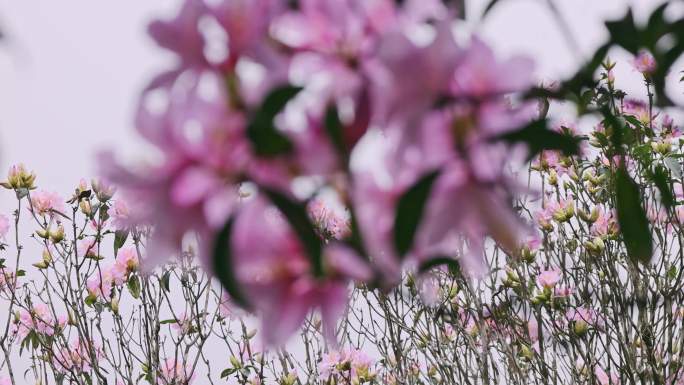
[{"left": 633, "top": 49, "right": 656, "bottom": 75}]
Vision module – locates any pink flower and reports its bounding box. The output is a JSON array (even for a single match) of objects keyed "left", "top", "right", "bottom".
[
  {"left": 13, "top": 304, "right": 63, "bottom": 338},
  {"left": 592, "top": 208, "right": 618, "bottom": 237},
  {"left": 319, "top": 348, "right": 374, "bottom": 381},
  {"left": 527, "top": 318, "right": 539, "bottom": 343},
  {"left": 307, "top": 200, "right": 350, "bottom": 240},
  {"left": 537, "top": 269, "right": 561, "bottom": 289},
  {"left": 77, "top": 238, "right": 99, "bottom": 258},
  {"left": 230, "top": 197, "right": 371, "bottom": 345},
  {"left": 87, "top": 272, "right": 113, "bottom": 300},
  {"left": 0, "top": 269, "right": 17, "bottom": 292},
  {"left": 0, "top": 214, "right": 9, "bottom": 241},
  {"left": 115, "top": 247, "right": 139, "bottom": 273},
  {"left": 29, "top": 190, "right": 66, "bottom": 217},
  {"left": 633, "top": 50, "right": 656, "bottom": 75}
]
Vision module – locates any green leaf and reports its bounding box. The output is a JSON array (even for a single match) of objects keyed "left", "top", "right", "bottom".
[
  {"left": 482, "top": 0, "right": 502, "bottom": 17},
  {"left": 650, "top": 165, "right": 674, "bottom": 209},
  {"left": 393, "top": 170, "right": 441, "bottom": 258},
  {"left": 324, "top": 105, "right": 345, "bottom": 156},
  {"left": 159, "top": 319, "right": 178, "bottom": 325},
  {"left": 127, "top": 275, "right": 141, "bottom": 299},
  {"left": 605, "top": 9, "right": 640, "bottom": 54},
  {"left": 494, "top": 120, "right": 580, "bottom": 161},
  {"left": 418, "top": 256, "right": 461, "bottom": 275},
  {"left": 615, "top": 167, "right": 653, "bottom": 264},
  {"left": 212, "top": 218, "right": 252, "bottom": 309},
  {"left": 114, "top": 229, "right": 129, "bottom": 256},
  {"left": 220, "top": 368, "right": 237, "bottom": 378},
  {"left": 247, "top": 85, "right": 302, "bottom": 157},
  {"left": 160, "top": 271, "right": 171, "bottom": 293},
  {"left": 261, "top": 187, "right": 324, "bottom": 277}
]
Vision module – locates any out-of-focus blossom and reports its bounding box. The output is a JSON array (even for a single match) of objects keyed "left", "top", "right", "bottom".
[
  {"left": 0, "top": 269, "right": 16, "bottom": 292},
  {"left": 633, "top": 50, "right": 656, "bottom": 75},
  {"left": 537, "top": 269, "right": 561, "bottom": 289},
  {"left": 78, "top": 238, "right": 99, "bottom": 259},
  {"left": 231, "top": 197, "right": 371, "bottom": 345},
  {"left": 623, "top": 98, "right": 655, "bottom": 125},
  {"left": 308, "top": 200, "right": 350, "bottom": 241},
  {"left": 29, "top": 190, "right": 66, "bottom": 217},
  {"left": 92, "top": 178, "right": 116, "bottom": 202},
  {"left": 110, "top": 198, "right": 132, "bottom": 231}
]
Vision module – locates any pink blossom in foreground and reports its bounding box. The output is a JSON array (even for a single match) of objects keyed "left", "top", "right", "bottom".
[
  {"left": 110, "top": 198, "right": 132, "bottom": 231},
  {"left": 537, "top": 269, "right": 561, "bottom": 289},
  {"left": 633, "top": 50, "right": 656, "bottom": 75},
  {"left": 0, "top": 214, "right": 9, "bottom": 240},
  {"left": 29, "top": 190, "right": 66, "bottom": 217},
  {"left": 231, "top": 197, "right": 371, "bottom": 345}
]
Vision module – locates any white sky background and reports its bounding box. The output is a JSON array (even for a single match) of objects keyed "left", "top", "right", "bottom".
[
  {"left": 0, "top": 0, "right": 681, "bottom": 382},
  {"left": 0, "top": 0, "right": 677, "bottom": 200}
]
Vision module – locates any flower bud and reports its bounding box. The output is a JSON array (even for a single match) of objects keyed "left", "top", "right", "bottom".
[
  {"left": 230, "top": 355, "right": 241, "bottom": 369},
  {"left": 80, "top": 200, "right": 93, "bottom": 216},
  {"left": 572, "top": 320, "right": 589, "bottom": 336},
  {"left": 111, "top": 297, "right": 120, "bottom": 314},
  {"left": 49, "top": 224, "right": 65, "bottom": 243},
  {"left": 42, "top": 249, "right": 53, "bottom": 264},
  {"left": 92, "top": 178, "right": 116, "bottom": 202},
  {"left": 36, "top": 228, "right": 50, "bottom": 239}
]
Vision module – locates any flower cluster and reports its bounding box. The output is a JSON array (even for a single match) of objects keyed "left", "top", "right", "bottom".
[{"left": 101, "top": 0, "right": 542, "bottom": 344}]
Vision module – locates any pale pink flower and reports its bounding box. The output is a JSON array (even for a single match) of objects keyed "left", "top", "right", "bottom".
[
  {"left": 537, "top": 269, "right": 561, "bottom": 289},
  {"left": 53, "top": 339, "right": 103, "bottom": 374},
  {"left": 527, "top": 318, "right": 539, "bottom": 342},
  {"left": 110, "top": 198, "right": 132, "bottom": 230},
  {"left": 307, "top": 200, "right": 350, "bottom": 240},
  {"left": 0, "top": 378, "right": 10, "bottom": 385},
  {"left": 623, "top": 98, "right": 655, "bottom": 125},
  {"left": 30, "top": 190, "right": 66, "bottom": 216},
  {"left": 554, "top": 286, "right": 573, "bottom": 298},
  {"left": 319, "top": 348, "right": 374, "bottom": 381},
  {"left": 633, "top": 50, "right": 656, "bottom": 75},
  {"left": 13, "top": 304, "right": 62, "bottom": 338},
  {"left": 0, "top": 269, "right": 16, "bottom": 292},
  {"left": 592, "top": 208, "right": 618, "bottom": 237},
  {"left": 77, "top": 238, "right": 98, "bottom": 258},
  {"left": 115, "top": 247, "right": 139, "bottom": 273}
]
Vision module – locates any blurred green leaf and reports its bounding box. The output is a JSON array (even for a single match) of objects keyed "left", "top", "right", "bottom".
[
  {"left": 247, "top": 85, "right": 302, "bottom": 157},
  {"left": 114, "top": 229, "right": 128, "bottom": 256},
  {"left": 212, "top": 218, "right": 251, "bottom": 309},
  {"left": 650, "top": 165, "right": 675, "bottom": 209},
  {"left": 494, "top": 119, "right": 580, "bottom": 161},
  {"left": 261, "top": 187, "right": 324, "bottom": 277},
  {"left": 394, "top": 170, "right": 441, "bottom": 258},
  {"left": 615, "top": 167, "right": 653, "bottom": 264},
  {"left": 127, "top": 275, "right": 141, "bottom": 299}
]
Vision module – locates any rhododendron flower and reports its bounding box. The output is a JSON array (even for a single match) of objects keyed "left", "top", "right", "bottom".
[
  {"left": 116, "top": 247, "right": 140, "bottom": 272},
  {"left": 230, "top": 197, "right": 371, "bottom": 345},
  {"left": 13, "top": 304, "right": 64, "bottom": 338},
  {"left": 623, "top": 98, "right": 655, "bottom": 125},
  {"left": 537, "top": 269, "right": 561, "bottom": 289},
  {"left": 307, "top": 199, "right": 350, "bottom": 241},
  {"left": 29, "top": 190, "right": 66, "bottom": 217},
  {"left": 633, "top": 49, "right": 656, "bottom": 75},
  {"left": 0, "top": 214, "right": 9, "bottom": 241},
  {"left": 87, "top": 272, "right": 114, "bottom": 300},
  {"left": 0, "top": 269, "right": 16, "bottom": 292},
  {"left": 78, "top": 238, "right": 99, "bottom": 258},
  {"left": 110, "top": 198, "right": 132, "bottom": 231}
]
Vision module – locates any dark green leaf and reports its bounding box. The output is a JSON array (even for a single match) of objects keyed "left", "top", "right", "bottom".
[
  {"left": 114, "top": 229, "right": 129, "bottom": 256},
  {"left": 127, "top": 275, "right": 141, "bottom": 299},
  {"left": 160, "top": 271, "right": 171, "bottom": 293},
  {"left": 159, "top": 319, "right": 177, "bottom": 325},
  {"left": 650, "top": 165, "right": 674, "bottom": 209},
  {"left": 324, "top": 105, "right": 345, "bottom": 156},
  {"left": 615, "top": 167, "right": 653, "bottom": 264},
  {"left": 247, "top": 85, "right": 302, "bottom": 157},
  {"left": 261, "top": 188, "right": 323, "bottom": 277},
  {"left": 213, "top": 218, "right": 251, "bottom": 309},
  {"left": 418, "top": 256, "right": 461, "bottom": 275},
  {"left": 494, "top": 120, "right": 580, "bottom": 160},
  {"left": 393, "top": 170, "right": 441, "bottom": 258}
]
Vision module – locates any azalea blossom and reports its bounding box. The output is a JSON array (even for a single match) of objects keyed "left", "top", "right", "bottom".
[
  {"left": 537, "top": 269, "right": 561, "bottom": 289},
  {"left": 633, "top": 49, "right": 656, "bottom": 75}
]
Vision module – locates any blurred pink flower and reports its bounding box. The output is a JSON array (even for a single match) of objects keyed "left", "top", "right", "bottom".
[
  {"left": 13, "top": 304, "right": 63, "bottom": 338},
  {"left": 160, "top": 358, "right": 195, "bottom": 385},
  {"left": 53, "top": 339, "right": 103, "bottom": 374},
  {"left": 231, "top": 197, "right": 371, "bottom": 345},
  {"left": 595, "top": 366, "right": 620, "bottom": 385}
]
